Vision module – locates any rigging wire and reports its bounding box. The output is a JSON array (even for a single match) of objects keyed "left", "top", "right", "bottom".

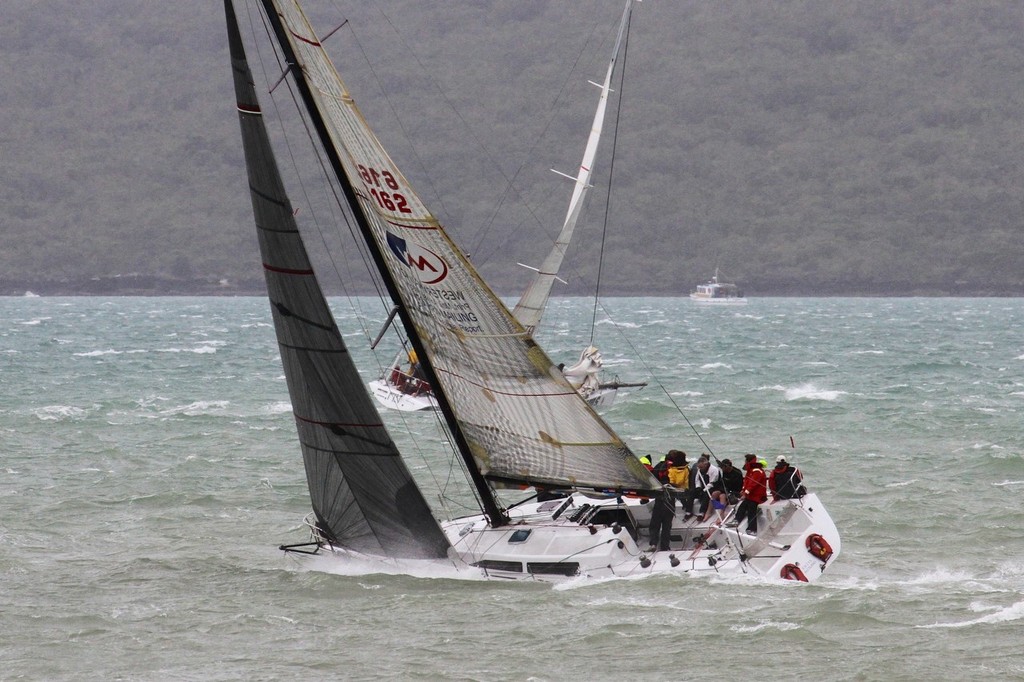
[
  {"left": 356, "top": 2, "right": 614, "bottom": 267},
  {"left": 588, "top": 5, "right": 632, "bottom": 347},
  {"left": 562, "top": 4, "right": 716, "bottom": 457},
  {"left": 242, "top": 1, "right": 487, "bottom": 516},
  {"left": 245, "top": 1, "right": 389, "bottom": 346}
]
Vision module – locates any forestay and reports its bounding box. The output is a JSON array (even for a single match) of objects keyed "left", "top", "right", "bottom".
[
  {"left": 227, "top": 0, "right": 450, "bottom": 559},
  {"left": 263, "top": 0, "right": 656, "bottom": 495}
]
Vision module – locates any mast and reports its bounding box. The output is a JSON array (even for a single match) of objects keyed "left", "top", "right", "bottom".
[
  {"left": 513, "top": 0, "right": 634, "bottom": 333},
  {"left": 226, "top": 0, "right": 452, "bottom": 557},
  {"left": 257, "top": 0, "right": 508, "bottom": 526}
]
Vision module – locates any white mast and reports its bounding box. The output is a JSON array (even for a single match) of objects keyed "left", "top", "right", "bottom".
[{"left": 513, "top": 0, "right": 633, "bottom": 334}]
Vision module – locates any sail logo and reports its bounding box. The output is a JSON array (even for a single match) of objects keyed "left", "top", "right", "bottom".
[{"left": 386, "top": 232, "right": 449, "bottom": 285}]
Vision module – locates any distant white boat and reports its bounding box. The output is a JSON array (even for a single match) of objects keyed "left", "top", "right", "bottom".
[
  {"left": 690, "top": 268, "right": 747, "bottom": 304},
  {"left": 23, "top": 291, "right": 39, "bottom": 298}
]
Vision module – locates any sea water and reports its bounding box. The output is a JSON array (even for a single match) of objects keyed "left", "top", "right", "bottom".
[{"left": 1, "top": 296, "right": 1022, "bottom": 680}]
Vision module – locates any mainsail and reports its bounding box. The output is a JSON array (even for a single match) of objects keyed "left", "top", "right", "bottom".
[
  {"left": 226, "top": 0, "right": 450, "bottom": 559},
  {"left": 513, "top": 0, "right": 633, "bottom": 334},
  {"left": 257, "top": 0, "right": 658, "bottom": 504}
]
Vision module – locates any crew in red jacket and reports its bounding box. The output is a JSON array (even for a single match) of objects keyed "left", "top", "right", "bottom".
[{"left": 727, "top": 455, "right": 768, "bottom": 533}]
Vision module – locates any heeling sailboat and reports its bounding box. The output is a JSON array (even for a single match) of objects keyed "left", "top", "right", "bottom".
[
  {"left": 367, "top": 1, "right": 645, "bottom": 412},
  {"left": 226, "top": 0, "right": 841, "bottom": 582}
]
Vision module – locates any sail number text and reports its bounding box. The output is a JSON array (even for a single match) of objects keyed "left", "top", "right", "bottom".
[{"left": 358, "top": 164, "right": 412, "bottom": 214}]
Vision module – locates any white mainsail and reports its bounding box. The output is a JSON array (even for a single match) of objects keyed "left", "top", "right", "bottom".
[
  {"left": 513, "top": 0, "right": 633, "bottom": 334},
  {"left": 262, "top": 0, "right": 657, "bottom": 499}
]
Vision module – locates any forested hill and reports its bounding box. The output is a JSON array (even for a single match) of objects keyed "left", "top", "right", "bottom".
[{"left": 3, "top": 1, "right": 1023, "bottom": 296}]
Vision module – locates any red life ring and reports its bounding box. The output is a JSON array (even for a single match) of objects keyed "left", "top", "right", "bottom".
[
  {"left": 806, "top": 533, "right": 833, "bottom": 563},
  {"left": 780, "top": 563, "right": 808, "bottom": 582}
]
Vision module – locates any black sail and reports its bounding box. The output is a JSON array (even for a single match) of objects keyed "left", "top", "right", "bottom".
[
  {"left": 256, "top": 0, "right": 659, "bottom": 506},
  {"left": 225, "top": 0, "right": 450, "bottom": 560}
]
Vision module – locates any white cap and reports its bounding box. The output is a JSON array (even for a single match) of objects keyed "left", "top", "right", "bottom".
[{"left": 776, "top": 455, "right": 787, "bottom": 463}]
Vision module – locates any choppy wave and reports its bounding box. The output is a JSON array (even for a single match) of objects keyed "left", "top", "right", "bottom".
[
  {"left": 73, "top": 346, "right": 219, "bottom": 357},
  {"left": 4, "top": 296, "right": 1024, "bottom": 680},
  {"left": 155, "top": 345, "right": 220, "bottom": 354},
  {"left": 32, "top": 405, "right": 88, "bottom": 421},
  {"left": 783, "top": 383, "right": 845, "bottom": 401},
  {"left": 74, "top": 349, "right": 148, "bottom": 357},
  {"left": 158, "top": 401, "right": 231, "bottom": 416},
  {"left": 920, "top": 601, "right": 1024, "bottom": 629},
  {"left": 730, "top": 619, "right": 801, "bottom": 633}
]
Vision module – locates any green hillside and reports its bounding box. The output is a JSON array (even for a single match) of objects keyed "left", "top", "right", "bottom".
[{"left": 2, "top": 1, "right": 1022, "bottom": 296}]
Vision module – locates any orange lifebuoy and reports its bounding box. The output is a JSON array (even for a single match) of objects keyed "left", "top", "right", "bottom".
[
  {"left": 806, "top": 533, "right": 833, "bottom": 563},
  {"left": 780, "top": 563, "right": 808, "bottom": 582}
]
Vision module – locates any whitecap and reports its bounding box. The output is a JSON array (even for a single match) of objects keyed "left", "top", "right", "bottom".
[
  {"left": 730, "top": 619, "right": 801, "bottom": 633},
  {"left": 33, "top": 405, "right": 87, "bottom": 421},
  {"left": 905, "top": 567, "right": 973, "bottom": 585},
  {"left": 701, "top": 362, "right": 732, "bottom": 370},
  {"left": 920, "top": 600, "right": 1024, "bottom": 629},
  {"left": 160, "top": 401, "right": 230, "bottom": 416},
  {"left": 156, "top": 346, "right": 219, "bottom": 354},
  {"left": 993, "top": 480, "right": 1024, "bottom": 488},
  {"left": 884, "top": 479, "right": 917, "bottom": 489},
  {"left": 596, "top": 319, "right": 640, "bottom": 329},
  {"left": 74, "top": 349, "right": 123, "bottom": 357},
  {"left": 784, "top": 383, "right": 845, "bottom": 401}
]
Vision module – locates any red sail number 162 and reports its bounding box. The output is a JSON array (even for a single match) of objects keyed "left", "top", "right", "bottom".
[{"left": 358, "top": 164, "right": 412, "bottom": 214}]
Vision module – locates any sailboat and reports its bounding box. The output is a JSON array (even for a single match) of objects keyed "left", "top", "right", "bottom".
[
  {"left": 226, "top": 0, "right": 840, "bottom": 582},
  {"left": 367, "top": 2, "right": 645, "bottom": 412}
]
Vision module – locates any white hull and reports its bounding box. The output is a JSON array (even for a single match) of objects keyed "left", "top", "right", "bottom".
[
  {"left": 368, "top": 379, "right": 438, "bottom": 412},
  {"left": 304, "top": 492, "right": 839, "bottom": 584},
  {"left": 586, "top": 386, "right": 617, "bottom": 408},
  {"left": 689, "top": 294, "right": 747, "bottom": 305}
]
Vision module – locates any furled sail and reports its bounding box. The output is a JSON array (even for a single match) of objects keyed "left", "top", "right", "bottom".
[
  {"left": 261, "top": 0, "right": 658, "bottom": 497},
  {"left": 513, "top": 0, "right": 633, "bottom": 334},
  {"left": 225, "top": 0, "right": 451, "bottom": 559}
]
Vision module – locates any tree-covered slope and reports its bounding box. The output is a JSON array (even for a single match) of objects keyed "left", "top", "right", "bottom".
[{"left": 2, "top": 1, "right": 1022, "bottom": 295}]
